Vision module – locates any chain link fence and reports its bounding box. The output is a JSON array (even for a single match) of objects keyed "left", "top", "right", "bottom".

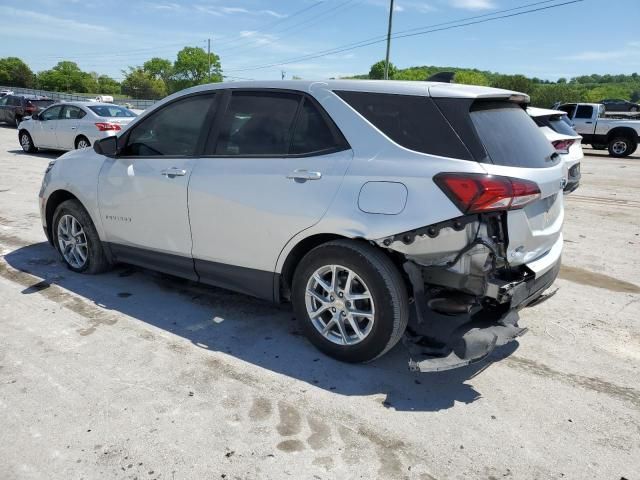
[{"left": 0, "top": 86, "right": 157, "bottom": 110}]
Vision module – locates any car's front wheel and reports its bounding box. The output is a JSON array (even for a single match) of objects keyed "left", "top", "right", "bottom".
[
  {"left": 52, "top": 199, "right": 112, "bottom": 274},
  {"left": 292, "top": 240, "right": 409, "bottom": 363},
  {"left": 608, "top": 137, "right": 635, "bottom": 158},
  {"left": 19, "top": 131, "right": 37, "bottom": 153}
]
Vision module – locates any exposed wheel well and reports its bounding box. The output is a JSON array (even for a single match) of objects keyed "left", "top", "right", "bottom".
[
  {"left": 45, "top": 190, "right": 79, "bottom": 244},
  {"left": 278, "top": 233, "right": 407, "bottom": 302},
  {"left": 75, "top": 135, "right": 90, "bottom": 148}
]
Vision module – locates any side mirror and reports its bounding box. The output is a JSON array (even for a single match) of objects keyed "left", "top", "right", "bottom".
[
  {"left": 31, "top": 113, "right": 39, "bottom": 121},
  {"left": 94, "top": 136, "right": 118, "bottom": 157}
]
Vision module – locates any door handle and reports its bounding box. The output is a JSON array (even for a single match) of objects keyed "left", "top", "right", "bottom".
[
  {"left": 161, "top": 168, "right": 187, "bottom": 177},
  {"left": 286, "top": 169, "right": 322, "bottom": 181},
  {"left": 71, "top": 127, "right": 76, "bottom": 130},
  {"left": 585, "top": 121, "right": 592, "bottom": 124}
]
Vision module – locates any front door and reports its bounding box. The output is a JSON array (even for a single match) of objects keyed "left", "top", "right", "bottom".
[
  {"left": 36, "top": 105, "right": 64, "bottom": 147},
  {"left": 0, "top": 96, "right": 9, "bottom": 123},
  {"left": 97, "top": 93, "right": 217, "bottom": 279},
  {"left": 188, "top": 90, "right": 352, "bottom": 299}
]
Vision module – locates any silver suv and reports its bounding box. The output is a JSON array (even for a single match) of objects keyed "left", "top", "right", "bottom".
[{"left": 39, "top": 80, "right": 564, "bottom": 371}]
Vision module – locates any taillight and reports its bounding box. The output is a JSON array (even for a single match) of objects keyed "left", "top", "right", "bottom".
[
  {"left": 552, "top": 139, "right": 574, "bottom": 154},
  {"left": 95, "top": 122, "right": 121, "bottom": 132},
  {"left": 25, "top": 103, "right": 36, "bottom": 113},
  {"left": 434, "top": 173, "right": 541, "bottom": 214}
]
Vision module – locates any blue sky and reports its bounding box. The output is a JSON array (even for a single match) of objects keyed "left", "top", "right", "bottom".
[{"left": 1, "top": 0, "right": 638, "bottom": 82}]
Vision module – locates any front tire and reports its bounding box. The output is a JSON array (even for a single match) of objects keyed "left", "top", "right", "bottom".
[
  {"left": 19, "top": 131, "right": 37, "bottom": 153},
  {"left": 292, "top": 240, "right": 409, "bottom": 363},
  {"left": 608, "top": 137, "right": 635, "bottom": 158},
  {"left": 52, "top": 199, "right": 112, "bottom": 274}
]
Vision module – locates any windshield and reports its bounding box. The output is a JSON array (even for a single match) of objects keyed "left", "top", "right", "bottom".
[
  {"left": 88, "top": 105, "right": 136, "bottom": 118},
  {"left": 470, "top": 103, "right": 558, "bottom": 168}
]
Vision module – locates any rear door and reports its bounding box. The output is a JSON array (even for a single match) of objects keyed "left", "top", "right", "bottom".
[
  {"left": 57, "top": 105, "right": 86, "bottom": 149},
  {"left": 571, "top": 104, "right": 596, "bottom": 135},
  {"left": 463, "top": 102, "right": 565, "bottom": 266},
  {"left": 188, "top": 89, "right": 352, "bottom": 299}
]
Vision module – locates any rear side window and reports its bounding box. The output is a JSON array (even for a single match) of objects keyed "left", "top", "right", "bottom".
[
  {"left": 122, "top": 94, "right": 215, "bottom": 157},
  {"left": 214, "top": 91, "right": 300, "bottom": 156},
  {"left": 575, "top": 105, "right": 593, "bottom": 119},
  {"left": 335, "top": 91, "right": 471, "bottom": 160},
  {"left": 8, "top": 96, "right": 21, "bottom": 106},
  {"left": 61, "top": 106, "right": 86, "bottom": 119},
  {"left": 469, "top": 103, "right": 556, "bottom": 168},
  {"left": 290, "top": 98, "right": 344, "bottom": 155}
]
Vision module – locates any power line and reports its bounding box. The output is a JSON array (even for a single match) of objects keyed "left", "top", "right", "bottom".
[{"left": 224, "top": 0, "right": 584, "bottom": 73}]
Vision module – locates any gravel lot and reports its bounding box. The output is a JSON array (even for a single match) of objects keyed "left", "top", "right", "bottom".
[{"left": 0, "top": 124, "right": 639, "bottom": 480}]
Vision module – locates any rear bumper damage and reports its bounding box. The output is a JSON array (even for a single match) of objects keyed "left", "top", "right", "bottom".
[{"left": 377, "top": 215, "right": 562, "bottom": 372}]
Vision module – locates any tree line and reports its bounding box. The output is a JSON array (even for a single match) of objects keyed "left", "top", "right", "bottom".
[
  {"left": 0, "top": 46, "right": 222, "bottom": 99},
  {"left": 364, "top": 61, "right": 640, "bottom": 107},
  {"left": 2, "top": 52, "right": 640, "bottom": 106}
]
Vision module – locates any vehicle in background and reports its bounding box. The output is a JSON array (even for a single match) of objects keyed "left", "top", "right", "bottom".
[
  {"left": 0, "top": 89, "right": 14, "bottom": 97},
  {"left": 0, "top": 94, "right": 54, "bottom": 128},
  {"left": 599, "top": 98, "right": 640, "bottom": 113},
  {"left": 39, "top": 80, "right": 565, "bottom": 372},
  {"left": 557, "top": 102, "right": 640, "bottom": 157},
  {"left": 89, "top": 95, "right": 114, "bottom": 103},
  {"left": 18, "top": 101, "right": 137, "bottom": 153},
  {"left": 528, "top": 107, "right": 582, "bottom": 193}
]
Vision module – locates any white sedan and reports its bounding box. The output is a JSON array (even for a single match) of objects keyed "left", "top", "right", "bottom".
[{"left": 18, "top": 101, "right": 137, "bottom": 153}]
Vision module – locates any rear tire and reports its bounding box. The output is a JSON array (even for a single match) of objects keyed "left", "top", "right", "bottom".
[
  {"left": 608, "top": 137, "right": 635, "bottom": 158},
  {"left": 52, "top": 199, "right": 112, "bottom": 274},
  {"left": 75, "top": 136, "right": 91, "bottom": 149},
  {"left": 19, "top": 130, "right": 37, "bottom": 153},
  {"left": 291, "top": 240, "right": 409, "bottom": 363}
]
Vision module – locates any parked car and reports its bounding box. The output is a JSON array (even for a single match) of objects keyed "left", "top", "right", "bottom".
[
  {"left": 0, "top": 89, "right": 14, "bottom": 97},
  {"left": 599, "top": 98, "right": 640, "bottom": 113},
  {"left": 39, "top": 81, "right": 565, "bottom": 371},
  {"left": 557, "top": 102, "right": 640, "bottom": 157},
  {"left": 88, "top": 95, "right": 115, "bottom": 103},
  {"left": 528, "top": 107, "right": 582, "bottom": 193},
  {"left": 0, "top": 94, "right": 54, "bottom": 127},
  {"left": 18, "top": 102, "right": 137, "bottom": 152}
]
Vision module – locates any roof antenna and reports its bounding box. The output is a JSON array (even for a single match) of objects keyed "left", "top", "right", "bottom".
[{"left": 426, "top": 71, "right": 455, "bottom": 83}]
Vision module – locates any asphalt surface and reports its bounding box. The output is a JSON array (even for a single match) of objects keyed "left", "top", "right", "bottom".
[{"left": 1, "top": 124, "right": 639, "bottom": 480}]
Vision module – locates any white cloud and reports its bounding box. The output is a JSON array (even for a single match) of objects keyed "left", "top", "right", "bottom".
[
  {"left": 449, "top": 0, "right": 496, "bottom": 10},
  {"left": 196, "top": 5, "right": 286, "bottom": 18},
  {"left": 0, "top": 6, "right": 112, "bottom": 34},
  {"left": 560, "top": 42, "right": 640, "bottom": 61}
]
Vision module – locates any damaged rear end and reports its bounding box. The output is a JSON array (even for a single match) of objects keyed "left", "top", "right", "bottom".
[{"left": 377, "top": 88, "right": 564, "bottom": 372}]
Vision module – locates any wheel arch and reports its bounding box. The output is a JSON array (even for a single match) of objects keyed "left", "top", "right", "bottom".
[
  {"left": 45, "top": 190, "right": 82, "bottom": 244},
  {"left": 606, "top": 127, "right": 638, "bottom": 144},
  {"left": 74, "top": 134, "right": 91, "bottom": 149}
]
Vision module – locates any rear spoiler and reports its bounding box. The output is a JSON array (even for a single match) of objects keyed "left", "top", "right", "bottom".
[{"left": 426, "top": 71, "right": 455, "bottom": 83}]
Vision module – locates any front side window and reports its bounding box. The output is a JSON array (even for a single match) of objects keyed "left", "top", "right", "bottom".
[
  {"left": 61, "top": 106, "right": 86, "bottom": 120},
  {"left": 214, "top": 91, "right": 300, "bottom": 156},
  {"left": 0, "top": 96, "right": 7, "bottom": 106},
  {"left": 41, "top": 105, "right": 63, "bottom": 121},
  {"left": 575, "top": 105, "right": 593, "bottom": 119},
  {"left": 122, "top": 94, "right": 215, "bottom": 157}
]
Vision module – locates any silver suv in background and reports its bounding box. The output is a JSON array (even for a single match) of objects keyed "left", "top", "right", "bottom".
[
  {"left": 18, "top": 102, "right": 137, "bottom": 153},
  {"left": 39, "top": 80, "right": 565, "bottom": 371}
]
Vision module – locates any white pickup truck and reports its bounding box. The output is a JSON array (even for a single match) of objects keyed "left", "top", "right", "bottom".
[{"left": 556, "top": 103, "right": 640, "bottom": 157}]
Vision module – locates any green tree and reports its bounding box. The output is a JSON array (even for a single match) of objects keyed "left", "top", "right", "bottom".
[
  {"left": 0, "top": 57, "right": 35, "bottom": 87},
  {"left": 121, "top": 67, "right": 167, "bottom": 99},
  {"left": 144, "top": 57, "right": 173, "bottom": 84},
  {"left": 97, "top": 75, "right": 121, "bottom": 94},
  {"left": 368, "top": 60, "right": 397, "bottom": 80},
  {"left": 454, "top": 70, "right": 489, "bottom": 86},
  {"left": 172, "top": 47, "right": 222, "bottom": 90},
  {"left": 37, "top": 61, "right": 98, "bottom": 93},
  {"left": 491, "top": 74, "right": 534, "bottom": 94}
]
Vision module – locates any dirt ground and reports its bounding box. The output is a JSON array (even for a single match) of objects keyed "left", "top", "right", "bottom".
[{"left": 1, "top": 124, "right": 639, "bottom": 480}]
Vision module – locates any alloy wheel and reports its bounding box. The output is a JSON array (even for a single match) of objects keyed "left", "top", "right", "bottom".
[
  {"left": 612, "top": 141, "right": 628, "bottom": 155},
  {"left": 57, "top": 214, "right": 89, "bottom": 269},
  {"left": 305, "top": 264, "right": 375, "bottom": 346},
  {"left": 76, "top": 139, "right": 90, "bottom": 149},
  {"left": 20, "top": 133, "right": 31, "bottom": 152}
]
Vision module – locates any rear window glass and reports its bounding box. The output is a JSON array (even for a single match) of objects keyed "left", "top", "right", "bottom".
[
  {"left": 89, "top": 105, "right": 136, "bottom": 118},
  {"left": 548, "top": 116, "right": 577, "bottom": 136},
  {"left": 335, "top": 91, "right": 471, "bottom": 159},
  {"left": 470, "top": 104, "right": 557, "bottom": 168}
]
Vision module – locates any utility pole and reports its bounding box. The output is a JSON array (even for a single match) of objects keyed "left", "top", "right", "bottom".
[
  {"left": 281, "top": 70, "right": 286, "bottom": 80},
  {"left": 384, "top": 0, "right": 394, "bottom": 80},
  {"left": 207, "top": 38, "right": 211, "bottom": 82}
]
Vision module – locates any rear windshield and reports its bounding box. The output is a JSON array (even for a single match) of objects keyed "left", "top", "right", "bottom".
[
  {"left": 549, "top": 116, "right": 578, "bottom": 136},
  {"left": 88, "top": 105, "right": 136, "bottom": 118},
  {"left": 469, "top": 103, "right": 557, "bottom": 168}
]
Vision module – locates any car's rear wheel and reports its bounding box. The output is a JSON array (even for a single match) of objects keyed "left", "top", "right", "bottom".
[
  {"left": 75, "top": 136, "right": 91, "bottom": 149},
  {"left": 52, "top": 199, "right": 112, "bottom": 274},
  {"left": 19, "top": 131, "right": 37, "bottom": 153},
  {"left": 608, "top": 137, "right": 635, "bottom": 158},
  {"left": 291, "top": 240, "right": 409, "bottom": 363}
]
